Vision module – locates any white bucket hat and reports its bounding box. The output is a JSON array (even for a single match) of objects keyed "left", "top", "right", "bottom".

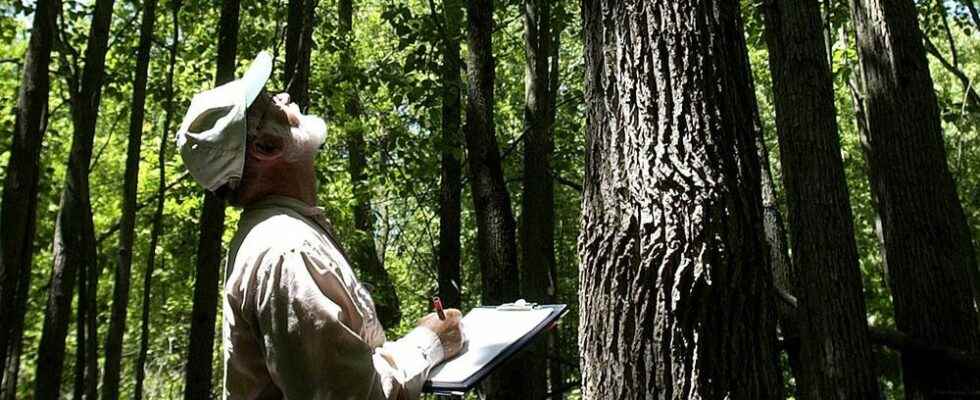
[{"left": 176, "top": 51, "right": 272, "bottom": 192}]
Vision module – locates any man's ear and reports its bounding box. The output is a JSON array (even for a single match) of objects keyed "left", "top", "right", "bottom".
[{"left": 248, "top": 133, "right": 286, "bottom": 161}]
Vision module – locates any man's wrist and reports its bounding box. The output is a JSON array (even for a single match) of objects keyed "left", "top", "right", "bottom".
[{"left": 402, "top": 326, "right": 446, "bottom": 368}]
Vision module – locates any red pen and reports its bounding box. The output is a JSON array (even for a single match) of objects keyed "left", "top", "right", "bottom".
[{"left": 433, "top": 297, "right": 446, "bottom": 320}]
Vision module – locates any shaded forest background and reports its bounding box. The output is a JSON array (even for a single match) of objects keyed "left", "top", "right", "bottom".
[{"left": 0, "top": 0, "right": 978, "bottom": 398}]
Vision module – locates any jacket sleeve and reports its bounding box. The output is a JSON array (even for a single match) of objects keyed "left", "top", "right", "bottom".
[{"left": 251, "top": 248, "right": 445, "bottom": 400}]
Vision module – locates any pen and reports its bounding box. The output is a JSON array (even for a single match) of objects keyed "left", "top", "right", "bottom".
[{"left": 433, "top": 296, "right": 446, "bottom": 320}]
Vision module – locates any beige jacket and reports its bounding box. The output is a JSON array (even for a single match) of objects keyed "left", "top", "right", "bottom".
[{"left": 222, "top": 196, "right": 443, "bottom": 400}]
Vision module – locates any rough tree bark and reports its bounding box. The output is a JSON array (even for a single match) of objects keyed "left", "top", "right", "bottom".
[
  {"left": 183, "top": 0, "right": 238, "bottom": 398},
  {"left": 101, "top": 1, "right": 158, "bottom": 398},
  {"left": 339, "top": 0, "right": 402, "bottom": 327},
  {"left": 437, "top": 0, "right": 463, "bottom": 310},
  {"left": 578, "top": 0, "right": 784, "bottom": 398},
  {"left": 33, "top": 0, "right": 115, "bottom": 398},
  {"left": 519, "top": 0, "right": 555, "bottom": 397},
  {"left": 464, "top": 0, "right": 525, "bottom": 397},
  {"left": 762, "top": 0, "right": 881, "bottom": 398},
  {"left": 0, "top": 0, "right": 59, "bottom": 396},
  {"left": 849, "top": 0, "right": 980, "bottom": 397},
  {"left": 135, "top": 3, "right": 180, "bottom": 400}
]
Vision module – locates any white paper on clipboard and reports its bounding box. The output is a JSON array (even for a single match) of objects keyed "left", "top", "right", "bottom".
[{"left": 425, "top": 307, "right": 554, "bottom": 385}]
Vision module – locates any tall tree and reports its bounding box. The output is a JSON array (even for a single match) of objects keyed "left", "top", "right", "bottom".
[
  {"left": 464, "top": 0, "right": 525, "bottom": 397},
  {"left": 135, "top": 3, "right": 181, "bottom": 399},
  {"left": 0, "top": 0, "right": 59, "bottom": 396},
  {"left": 762, "top": 0, "right": 881, "bottom": 398},
  {"left": 101, "top": 0, "right": 158, "bottom": 398},
  {"left": 339, "top": 0, "right": 402, "bottom": 327},
  {"left": 850, "top": 0, "right": 980, "bottom": 397},
  {"left": 284, "top": 0, "right": 316, "bottom": 110},
  {"left": 183, "top": 0, "right": 238, "bottom": 398},
  {"left": 33, "top": 0, "right": 116, "bottom": 398},
  {"left": 284, "top": 0, "right": 302, "bottom": 85},
  {"left": 437, "top": 0, "right": 464, "bottom": 310},
  {"left": 578, "top": 0, "right": 784, "bottom": 398},
  {"left": 519, "top": 0, "right": 556, "bottom": 397}
]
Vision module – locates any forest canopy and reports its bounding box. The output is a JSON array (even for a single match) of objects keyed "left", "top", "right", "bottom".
[{"left": 0, "top": 0, "right": 978, "bottom": 398}]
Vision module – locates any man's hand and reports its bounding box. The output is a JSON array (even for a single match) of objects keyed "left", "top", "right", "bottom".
[{"left": 418, "top": 309, "right": 465, "bottom": 359}]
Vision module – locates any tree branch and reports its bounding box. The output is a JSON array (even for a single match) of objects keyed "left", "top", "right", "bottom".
[
  {"left": 774, "top": 288, "right": 980, "bottom": 371},
  {"left": 957, "top": 0, "right": 980, "bottom": 28},
  {"left": 922, "top": 33, "right": 980, "bottom": 110},
  {"left": 869, "top": 326, "right": 980, "bottom": 371},
  {"left": 551, "top": 172, "right": 582, "bottom": 192}
]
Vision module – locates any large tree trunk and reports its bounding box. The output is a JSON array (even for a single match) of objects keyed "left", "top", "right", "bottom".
[
  {"left": 464, "top": 0, "right": 524, "bottom": 397},
  {"left": 33, "top": 0, "right": 115, "bottom": 399},
  {"left": 437, "top": 0, "right": 463, "bottom": 310},
  {"left": 519, "top": 0, "right": 555, "bottom": 397},
  {"left": 0, "top": 0, "right": 59, "bottom": 395},
  {"left": 762, "top": 0, "right": 881, "bottom": 398},
  {"left": 339, "top": 0, "right": 402, "bottom": 328},
  {"left": 135, "top": 4, "right": 180, "bottom": 400},
  {"left": 848, "top": 0, "right": 980, "bottom": 398},
  {"left": 101, "top": 1, "right": 158, "bottom": 398},
  {"left": 183, "top": 1, "right": 238, "bottom": 398},
  {"left": 578, "top": 0, "right": 784, "bottom": 398}
]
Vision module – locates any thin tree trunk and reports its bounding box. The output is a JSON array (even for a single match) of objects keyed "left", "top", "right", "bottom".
[
  {"left": 74, "top": 244, "right": 102, "bottom": 400},
  {"left": 135, "top": 4, "right": 180, "bottom": 400},
  {"left": 84, "top": 233, "right": 99, "bottom": 400},
  {"left": 284, "top": 0, "right": 302, "bottom": 86},
  {"left": 546, "top": 17, "right": 564, "bottom": 398},
  {"left": 437, "top": 0, "right": 463, "bottom": 310},
  {"left": 756, "top": 133, "right": 803, "bottom": 389},
  {"left": 285, "top": 0, "right": 316, "bottom": 110},
  {"left": 339, "top": 0, "right": 402, "bottom": 328},
  {"left": 33, "top": 0, "right": 115, "bottom": 398},
  {"left": 464, "top": 0, "right": 524, "bottom": 397},
  {"left": 763, "top": 0, "right": 881, "bottom": 398},
  {"left": 0, "top": 0, "right": 59, "bottom": 395},
  {"left": 183, "top": 0, "right": 238, "bottom": 398},
  {"left": 74, "top": 259, "right": 89, "bottom": 400},
  {"left": 578, "top": 0, "right": 784, "bottom": 398},
  {"left": 849, "top": 0, "right": 980, "bottom": 397},
  {"left": 101, "top": 0, "right": 157, "bottom": 398},
  {"left": 519, "top": 0, "right": 554, "bottom": 397}
]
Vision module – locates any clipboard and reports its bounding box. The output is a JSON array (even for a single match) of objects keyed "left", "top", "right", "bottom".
[{"left": 423, "top": 303, "right": 567, "bottom": 395}]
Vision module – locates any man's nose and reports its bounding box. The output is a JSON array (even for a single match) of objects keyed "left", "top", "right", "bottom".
[{"left": 274, "top": 92, "right": 291, "bottom": 105}]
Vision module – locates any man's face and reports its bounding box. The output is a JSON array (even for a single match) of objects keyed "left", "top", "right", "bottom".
[{"left": 218, "top": 91, "right": 314, "bottom": 206}]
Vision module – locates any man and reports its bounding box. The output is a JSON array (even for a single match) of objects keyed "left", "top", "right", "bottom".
[{"left": 176, "top": 51, "right": 464, "bottom": 399}]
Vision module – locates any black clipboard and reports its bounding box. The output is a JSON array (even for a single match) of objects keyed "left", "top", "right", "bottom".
[{"left": 422, "top": 304, "right": 568, "bottom": 395}]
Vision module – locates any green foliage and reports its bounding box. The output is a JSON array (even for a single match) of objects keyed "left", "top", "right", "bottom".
[{"left": 0, "top": 0, "right": 977, "bottom": 398}]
